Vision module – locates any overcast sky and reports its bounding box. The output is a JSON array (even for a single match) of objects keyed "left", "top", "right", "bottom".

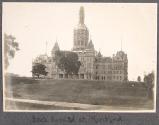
[{"left": 3, "top": 3, "right": 157, "bottom": 81}]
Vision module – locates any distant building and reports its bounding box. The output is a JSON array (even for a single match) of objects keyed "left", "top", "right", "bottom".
[{"left": 33, "top": 6, "right": 128, "bottom": 81}]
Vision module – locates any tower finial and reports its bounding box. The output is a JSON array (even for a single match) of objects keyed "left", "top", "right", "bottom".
[{"left": 79, "top": 6, "right": 84, "bottom": 24}]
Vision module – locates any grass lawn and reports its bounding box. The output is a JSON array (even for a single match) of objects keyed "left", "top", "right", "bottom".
[{"left": 4, "top": 76, "right": 154, "bottom": 110}]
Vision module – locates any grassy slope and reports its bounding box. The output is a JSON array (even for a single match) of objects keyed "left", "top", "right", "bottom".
[{"left": 5, "top": 76, "right": 153, "bottom": 109}]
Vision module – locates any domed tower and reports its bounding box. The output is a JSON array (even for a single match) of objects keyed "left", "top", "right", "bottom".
[{"left": 73, "top": 6, "right": 89, "bottom": 50}]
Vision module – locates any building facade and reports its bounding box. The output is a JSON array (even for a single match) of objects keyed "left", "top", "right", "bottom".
[{"left": 32, "top": 6, "right": 128, "bottom": 81}]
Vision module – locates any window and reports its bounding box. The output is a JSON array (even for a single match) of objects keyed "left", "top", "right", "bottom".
[
  {"left": 96, "top": 76, "right": 99, "bottom": 80},
  {"left": 120, "top": 76, "right": 122, "bottom": 80}
]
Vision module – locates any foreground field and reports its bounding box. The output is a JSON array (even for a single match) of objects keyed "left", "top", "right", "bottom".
[{"left": 4, "top": 76, "right": 154, "bottom": 110}]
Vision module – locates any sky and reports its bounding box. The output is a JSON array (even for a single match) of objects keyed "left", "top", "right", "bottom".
[{"left": 3, "top": 3, "right": 157, "bottom": 81}]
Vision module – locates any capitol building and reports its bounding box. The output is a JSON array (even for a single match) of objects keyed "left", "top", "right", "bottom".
[{"left": 33, "top": 6, "right": 128, "bottom": 81}]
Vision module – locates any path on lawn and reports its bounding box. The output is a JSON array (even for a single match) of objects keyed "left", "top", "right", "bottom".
[{"left": 5, "top": 97, "right": 151, "bottom": 111}]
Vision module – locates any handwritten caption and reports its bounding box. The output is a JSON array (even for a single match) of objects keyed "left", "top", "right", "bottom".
[{"left": 32, "top": 114, "right": 123, "bottom": 124}]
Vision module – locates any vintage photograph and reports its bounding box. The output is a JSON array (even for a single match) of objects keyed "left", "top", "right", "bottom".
[{"left": 3, "top": 3, "right": 157, "bottom": 112}]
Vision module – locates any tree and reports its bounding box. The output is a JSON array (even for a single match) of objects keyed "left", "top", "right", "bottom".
[
  {"left": 144, "top": 71, "right": 155, "bottom": 99},
  {"left": 32, "top": 63, "right": 48, "bottom": 78},
  {"left": 144, "top": 72, "right": 154, "bottom": 86},
  {"left": 137, "top": 76, "right": 141, "bottom": 82},
  {"left": 55, "top": 51, "right": 81, "bottom": 76},
  {"left": 4, "top": 33, "right": 20, "bottom": 69}
]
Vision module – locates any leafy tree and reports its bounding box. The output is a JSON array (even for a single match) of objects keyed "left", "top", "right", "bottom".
[
  {"left": 33, "top": 55, "right": 48, "bottom": 64},
  {"left": 55, "top": 51, "right": 81, "bottom": 76},
  {"left": 144, "top": 72, "right": 154, "bottom": 86},
  {"left": 144, "top": 71, "right": 155, "bottom": 99},
  {"left": 32, "top": 63, "right": 48, "bottom": 78},
  {"left": 4, "top": 33, "right": 20, "bottom": 69},
  {"left": 137, "top": 76, "right": 141, "bottom": 82}
]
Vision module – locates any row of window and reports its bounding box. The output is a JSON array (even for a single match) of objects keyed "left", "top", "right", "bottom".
[
  {"left": 95, "top": 76, "right": 112, "bottom": 80},
  {"left": 79, "top": 57, "right": 93, "bottom": 62},
  {"left": 96, "top": 65, "right": 112, "bottom": 69},
  {"left": 113, "top": 76, "right": 122, "bottom": 80},
  {"left": 112, "top": 70, "right": 123, "bottom": 74},
  {"left": 74, "top": 34, "right": 88, "bottom": 37},
  {"left": 96, "top": 65, "right": 124, "bottom": 70},
  {"left": 74, "top": 31, "right": 88, "bottom": 34},
  {"left": 74, "top": 35, "right": 88, "bottom": 39},
  {"left": 96, "top": 70, "right": 123, "bottom": 74},
  {"left": 74, "top": 41, "right": 87, "bottom": 46},
  {"left": 95, "top": 75, "right": 122, "bottom": 80}
]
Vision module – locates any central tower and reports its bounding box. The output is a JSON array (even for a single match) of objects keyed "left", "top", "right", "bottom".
[{"left": 73, "top": 6, "right": 89, "bottom": 50}]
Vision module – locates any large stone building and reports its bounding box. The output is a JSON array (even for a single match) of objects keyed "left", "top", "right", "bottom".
[{"left": 33, "top": 6, "right": 128, "bottom": 81}]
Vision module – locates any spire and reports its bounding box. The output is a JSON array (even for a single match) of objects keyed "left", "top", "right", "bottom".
[
  {"left": 52, "top": 36, "right": 60, "bottom": 51},
  {"left": 51, "top": 41, "right": 60, "bottom": 57},
  {"left": 87, "top": 39, "right": 94, "bottom": 50},
  {"left": 52, "top": 41, "right": 60, "bottom": 51},
  {"left": 97, "top": 51, "right": 102, "bottom": 57},
  {"left": 79, "top": 6, "right": 84, "bottom": 24}
]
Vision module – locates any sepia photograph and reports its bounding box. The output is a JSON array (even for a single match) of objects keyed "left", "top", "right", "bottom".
[{"left": 2, "top": 3, "right": 157, "bottom": 112}]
